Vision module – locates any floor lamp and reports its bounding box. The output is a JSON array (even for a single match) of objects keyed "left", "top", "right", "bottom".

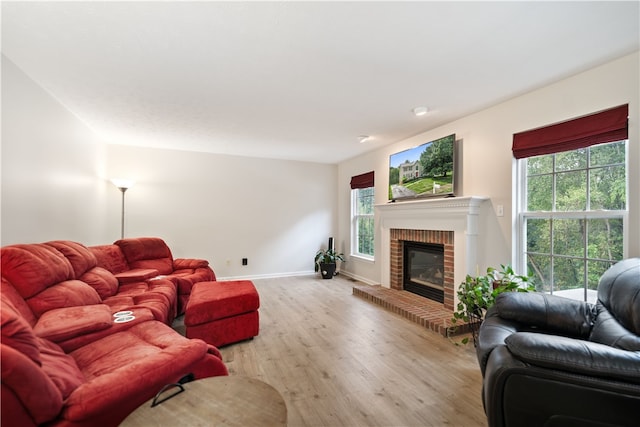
[{"left": 110, "top": 179, "right": 135, "bottom": 239}]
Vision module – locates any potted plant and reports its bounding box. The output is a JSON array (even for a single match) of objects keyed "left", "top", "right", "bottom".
[
  {"left": 451, "top": 264, "right": 534, "bottom": 345},
  {"left": 314, "top": 248, "right": 345, "bottom": 279}
]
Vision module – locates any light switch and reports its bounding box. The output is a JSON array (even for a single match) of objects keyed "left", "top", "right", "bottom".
[{"left": 496, "top": 205, "right": 504, "bottom": 217}]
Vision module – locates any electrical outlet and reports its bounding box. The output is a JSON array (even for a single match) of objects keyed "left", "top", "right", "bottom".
[
  {"left": 496, "top": 205, "right": 504, "bottom": 217},
  {"left": 242, "top": 258, "right": 248, "bottom": 266}
]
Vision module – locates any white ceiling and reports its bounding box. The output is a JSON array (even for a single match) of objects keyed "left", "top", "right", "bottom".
[{"left": 2, "top": 1, "right": 639, "bottom": 164}]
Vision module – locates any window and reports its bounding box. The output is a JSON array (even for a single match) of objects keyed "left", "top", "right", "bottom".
[
  {"left": 518, "top": 141, "right": 627, "bottom": 302},
  {"left": 514, "top": 105, "right": 628, "bottom": 303},
  {"left": 352, "top": 187, "right": 375, "bottom": 258},
  {"left": 350, "top": 171, "right": 375, "bottom": 259}
]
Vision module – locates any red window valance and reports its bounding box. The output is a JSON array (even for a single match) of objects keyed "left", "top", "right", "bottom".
[
  {"left": 512, "top": 104, "right": 628, "bottom": 159},
  {"left": 350, "top": 171, "right": 374, "bottom": 189}
]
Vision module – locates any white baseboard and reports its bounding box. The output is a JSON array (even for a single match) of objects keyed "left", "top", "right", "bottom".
[
  {"left": 338, "top": 270, "right": 379, "bottom": 286},
  {"left": 217, "top": 270, "right": 380, "bottom": 286},
  {"left": 217, "top": 270, "right": 316, "bottom": 281}
]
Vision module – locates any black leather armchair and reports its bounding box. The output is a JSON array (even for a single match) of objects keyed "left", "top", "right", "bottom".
[{"left": 476, "top": 258, "right": 640, "bottom": 427}]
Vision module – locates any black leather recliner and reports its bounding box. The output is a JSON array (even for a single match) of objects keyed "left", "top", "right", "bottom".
[{"left": 476, "top": 258, "right": 640, "bottom": 427}]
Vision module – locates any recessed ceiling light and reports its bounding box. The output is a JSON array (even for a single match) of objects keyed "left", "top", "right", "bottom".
[
  {"left": 412, "top": 106, "right": 428, "bottom": 116},
  {"left": 358, "top": 135, "right": 371, "bottom": 143}
]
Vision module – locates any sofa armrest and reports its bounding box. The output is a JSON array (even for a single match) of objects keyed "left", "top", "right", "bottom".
[
  {"left": 505, "top": 332, "right": 640, "bottom": 384},
  {"left": 56, "top": 308, "right": 155, "bottom": 353},
  {"left": 476, "top": 307, "right": 523, "bottom": 374},
  {"left": 494, "top": 291, "right": 595, "bottom": 338},
  {"left": 114, "top": 268, "right": 159, "bottom": 284},
  {"left": 173, "top": 258, "right": 209, "bottom": 269},
  {"left": 33, "top": 305, "right": 113, "bottom": 342}
]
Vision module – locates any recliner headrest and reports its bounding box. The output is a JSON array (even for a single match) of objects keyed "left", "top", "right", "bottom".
[{"left": 597, "top": 258, "right": 640, "bottom": 335}]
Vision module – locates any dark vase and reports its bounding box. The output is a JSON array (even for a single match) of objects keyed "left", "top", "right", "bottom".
[{"left": 319, "top": 263, "right": 336, "bottom": 279}]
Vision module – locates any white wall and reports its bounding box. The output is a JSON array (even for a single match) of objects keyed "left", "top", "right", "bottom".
[
  {"left": 1, "top": 56, "right": 337, "bottom": 279},
  {"left": 106, "top": 145, "right": 337, "bottom": 278},
  {"left": 1, "top": 56, "right": 112, "bottom": 245},
  {"left": 338, "top": 52, "right": 640, "bottom": 285}
]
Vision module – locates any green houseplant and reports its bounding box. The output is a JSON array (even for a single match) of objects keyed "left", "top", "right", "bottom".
[
  {"left": 314, "top": 248, "right": 345, "bottom": 279},
  {"left": 451, "top": 264, "right": 534, "bottom": 345}
]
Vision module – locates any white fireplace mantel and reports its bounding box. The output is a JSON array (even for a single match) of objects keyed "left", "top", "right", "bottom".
[{"left": 376, "top": 196, "right": 489, "bottom": 291}]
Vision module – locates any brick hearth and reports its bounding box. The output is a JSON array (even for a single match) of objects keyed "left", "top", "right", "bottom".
[{"left": 352, "top": 284, "right": 469, "bottom": 337}]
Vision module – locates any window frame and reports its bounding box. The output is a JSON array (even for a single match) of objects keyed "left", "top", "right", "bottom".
[
  {"left": 515, "top": 140, "right": 629, "bottom": 302},
  {"left": 351, "top": 186, "right": 375, "bottom": 261}
]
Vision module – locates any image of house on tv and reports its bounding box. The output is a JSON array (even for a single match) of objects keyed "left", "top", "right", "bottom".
[{"left": 399, "top": 160, "right": 422, "bottom": 183}]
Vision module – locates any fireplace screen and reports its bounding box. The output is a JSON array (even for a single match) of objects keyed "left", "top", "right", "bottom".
[{"left": 403, "top": 242, "right": 445, "bottom": 303}]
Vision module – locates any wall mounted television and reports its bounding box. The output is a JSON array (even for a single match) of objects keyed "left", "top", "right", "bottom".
[{"left": 388, "top": 134, "right": 457, "bottom": 201}]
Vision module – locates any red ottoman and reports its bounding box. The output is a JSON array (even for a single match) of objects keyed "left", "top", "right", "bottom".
[{"left": 185, "top": 280, "right": 260, "bottom": 347}]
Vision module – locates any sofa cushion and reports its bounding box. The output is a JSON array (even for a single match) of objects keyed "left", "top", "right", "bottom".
[
  {"left": 174, "top": 258, "right": 209, "bottom": 269},
  {"left": 1, "top": 244, "right": 73, "bottom": 299},
  {"left": 71, "top": 321, "right": 209, "bottom": 381},
  {"left": 38, "top": 337, "right": 85, "bottom": 399},
  {"left": 80, "top": 267, "right": 119, "bottom": 299},
  {"left": 28, "top": 280, "right": 102, "bottom": 318},
  {"left": 33, "top": 304, "right": 113, "bottom": 343},
  {"left": 1, "top": 299, "right": 66, "bottom": 424},
  {"left": 1, "top": 344, "right": 63, "bottom": 424},
  {"left": 115, "top": 237, "right": 174, "bottom": 275},
  {"left": 89, "top": 244, "right": 130, "bottom": 274},
  {"left": 1, "top": 299, "right": 40, "bottom": 365},
  {"left": 103, "top": 279, "right": 176, "bottom": 324},
  {"left": 63, "top": 321, "right": 220, "bottom": 424},
  {"left": 46, "top": 240, "right": 97, "bottom": 278},
  {"left": 1, "top": 277, "right": 37, "bottom": 326}
]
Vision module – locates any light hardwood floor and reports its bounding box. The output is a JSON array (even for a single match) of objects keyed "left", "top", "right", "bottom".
[{"left": 184, "top": 275, "right": 487, "bottom": 427}]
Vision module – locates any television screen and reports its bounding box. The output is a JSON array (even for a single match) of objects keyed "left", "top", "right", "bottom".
[{"left": 388, "top": 134, "right": 456, "bottom": 201}]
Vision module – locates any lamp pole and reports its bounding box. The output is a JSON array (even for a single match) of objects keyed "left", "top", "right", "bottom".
[
  {"left": 118, "top": 186, "right": 128, "bottom": 239},
  {"left": 110, "top": 179, "right": 135, "bottom": 240}
]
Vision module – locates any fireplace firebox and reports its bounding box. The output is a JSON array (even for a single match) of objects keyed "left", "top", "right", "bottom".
[{"left": 403, "top": 242, "right": 445, "bottom": 303}]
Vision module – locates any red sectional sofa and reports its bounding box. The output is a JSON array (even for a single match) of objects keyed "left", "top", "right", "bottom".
[
  {"left": 91, "top": 237, "right": 216, "bottom": 315},
  {"left": 1, "top": 237, "right": 227, "bottom": 427}
]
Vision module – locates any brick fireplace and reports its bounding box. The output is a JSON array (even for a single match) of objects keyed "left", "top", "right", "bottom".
[
  {"left": 390, "top": 229, "right": 454, "bottom": 309},
  {"left": 376, "top": 196, "right": 488, "bottom": 312}
]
